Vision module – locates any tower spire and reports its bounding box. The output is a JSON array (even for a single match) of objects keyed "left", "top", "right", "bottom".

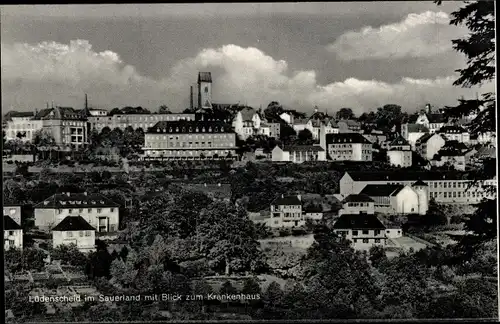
[{"left": 85, "top": 94, "right": 88, "bottom": 110}]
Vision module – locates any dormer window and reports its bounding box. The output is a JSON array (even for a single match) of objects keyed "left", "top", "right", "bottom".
[
  {"left": 169, "top": 128, "right": 172, "bottom": 132},
  {"left": 176, "top": 128, "right": 179, "bottom": 132},
  {"left": 91, "top": 201, "right": 96, "bottom": 204},
  {"left": 157, "top": 128, "right": 160, "bottom": 132},
  {"left": 202, "top": 128, "right": 205, "bottom": 132}
]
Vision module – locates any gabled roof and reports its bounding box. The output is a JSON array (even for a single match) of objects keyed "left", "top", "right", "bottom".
[
  {"left": 342, "top": 194, "right": 374, "bottom": 203},
  {"left": 359, "top": 184, "right": 405, "bottom": 197},
  {"left": 4, "top": 111, "right": 35, "bottom": 121},
  {"left": 416, "top": 133, "right": 445, "bottom": 145},
  {"left": 389, "top": 135, "right": 410, "bottom": 147},
  {"left": 34, "top": 107, "right": 85, "bottom": 120},
  {"left": 52, "top": 216, "right": 95, "bottom": 231},
  {"left": 325, "top": 133, "right": 371, "bottom": 144},
  {"left": 412, "top": 180, "right": 428, "bottom": 187},
  {"left": 333, "top": 214, "right": 385, "bottom": 230},
  {"left": 34, "top": 192, "right": 120, "bottom": 209},
  {"left": 428, "top": 113, "right": 447, "bottom": 124},
  {"left": 4, "top": 215, "right": 22, "bottom": 230},
  {"left": 293, "top": 118, "right": 309, "bottom": 125},
  {"left": 238, "top": 107, "right": 258, "bottom": 122},
  {"left": 148, "top": 120, "right": 233, "bottom": 134},
  {"left": 272, "top": 195, "right": 302, "bottom": 206},
  {"left": 344, "top": 171, "right": 475, "bottom": 182},
  {"left": 280, "top": 145, "right": 324, "bottom": 152}
]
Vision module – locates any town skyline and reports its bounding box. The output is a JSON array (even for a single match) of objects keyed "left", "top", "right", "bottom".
[{"left": 1, "top": 2, "right": 494, "bottom": 114}]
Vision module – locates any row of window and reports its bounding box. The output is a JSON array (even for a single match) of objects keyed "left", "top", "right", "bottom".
[
  {"left": 57, "top": 208, "right": 114, "bottom": 214},
  {"left": 94, "top": 115, "right": 192, "bottom": 122},
  {"left": 352, "top": 229, "right": 382, "bottom": 236},
  {"left": 346, "top": 202, "right": 371, "bottom": 207},
  {"left": 146, "top": 142, "right": 233, "bottom": 149},
  {"left": 146, "top": 150, "right": 231, "bottom": 156},
  {"left": 354, "top": 238, "right": 382, "bottom": 243},
  {"left": 147, "top": 134, "right": 232, "bottom": 140},
  {"left": 65, "top": 231, "right": 92, "bottom": 237},
  {"left": 430, "top": 191, "right": 486, "bottom": 198}
]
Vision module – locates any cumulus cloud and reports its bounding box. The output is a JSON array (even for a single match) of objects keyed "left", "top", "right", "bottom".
[
  {"left": 327, "top": 11, "right": 467, "bottom": 60},
  {"left": 1, "top": 39, "right": 490, "bottom": 115}
]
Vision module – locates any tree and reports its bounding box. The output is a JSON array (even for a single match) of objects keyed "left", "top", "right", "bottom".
[
  {"left": 375, "top": 104, "right": 404, "bottom": 133},
  {"left": 109, "top": 108, "right": 122, "bottom": 116},
  {"left": 297, "top": 129, "right": 314, "bottom": 145},
  {"left": 264, "top": 101, "right": 284, "bottom": 121},
  {"left": 436, "top": 0, "right": 496, "bottom": 250},
  {"left": 336, "top": 108, "right": 355, "bottom": 120},
  {"left": 279, "top": 122, "right": 297, "bottom": 144},
  {"left": 219, "top": 281, "right": 238, "bottom": 295},
  {"left": 159, "top": 105, "right": 171, "bottom": 114},
  {"left": 369, "top": 245, "right": 388, "bottom": 268},
  {"left": 51, "top": 244, "right": 88, "bottom": 268}
]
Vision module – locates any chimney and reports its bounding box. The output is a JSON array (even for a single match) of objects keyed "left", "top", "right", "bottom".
[
  {"left": 85, "top": 94, "right": 88, "bottom": 110},
  {"left": 66, "top": 192, "right": 70, "bottom": 197},
  {"left": 190, "top": 86, "right": 194, "bottom": 110},
  {"left": 426, "top": 103, "right": 431, "bottom": 114}
]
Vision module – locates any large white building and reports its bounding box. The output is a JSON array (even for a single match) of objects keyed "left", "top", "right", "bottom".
[
  {"left": 332, "top": 214, "right": 387, "bottom": 251},
  {"left": 272, "top": 145, "right": 326, "bottom": 163},
  {"left": 437, "top": 125, "right": 470, "bottom": 144},
  {"left": 320, "top": 131, "right": 373, "bottom": 162},
  {"left": 387, "top": 135, "right": 412, "bottom": 168},
  {"left": 3, "top": 111, "right": 42, "bottom": 142},
  {"left": 340, "top": 171, "right": 495, "bottom": 205},
  {"left": 269, "top": 195, "right": 305, "bottom": 228},
  {"left": 359, "top": 183, "right": 425, "bottom": 215},
  {"left": 415, "top": 133, "right": 446, "bottom": 161},
  {"left": 34, "top": 192, "right": 120, "bottom": 232},
  {"left": 52, "top": 216, "right": 96, "bottom": 253}
]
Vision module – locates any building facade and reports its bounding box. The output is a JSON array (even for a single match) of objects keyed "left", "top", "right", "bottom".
[
  {"left": 4, "top": 216, "right": 23, "bottom": 250},
  {"left": 269, "top": 195, "right": 305, "bottom": 228},
  {"left": 321, "top": 133, "right": 373, "bottom": 162},
  {"left": 34, "top": 192, "right": 120, "bottom": 232},
  {"left": 3, "top": 205, "right": 22, "bottom": 225},
  {"left": 88, "top": 113, "right": 196, "bottom": 133},
  {"left": 416, "top": 133, "right": 446, "bottom": 160},
  {"left": 359, "top": 184, "right": 423, "bottom": 215},
  {"left": 143, "top": 120, "right": 237, "bottom": 160},
  {"left": 332, "top": 214, "right": 387, "bottom": 251},
  {"left": 387, "top": 135, "right": 412, "bottom": 167},
  {"left": 437, "top": 126, "right": 470, "bottom": 144},
  {"left": 338, "top": 194, "right": 375, "bottom": 216},
  {"left": 401, "top": 123, "right": 429, "bottom": 149},
  {"left": 232, "top": 107, "right": 262, "bottom": 140},
  {"left": 34, "top": 107, "right": 88, "bottom": 149},
  {"left": 271, "top": 145, "right": 326, "bottom": 163},
  {"left": 3, "top": 111, "right": 41, "bottom": 142}
]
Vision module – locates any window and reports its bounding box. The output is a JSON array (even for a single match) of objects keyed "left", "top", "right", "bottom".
[
  {"left": 353, "top": 239, "right": 357, "bottom": 243},
  {"left": 9, "top": 231, "right": 14, "bottom": 236},
  {"left": 362, "top": 230, "right": 369, "bottom": 235},
  {"left": 79, "top": 208, "right": 83, "bottom": 213},
  {"left": 352, "top": 230, "right": 358, "bottom": 236},
  {"left": 111, "top": 208, "right": 114, "bottom": 212},
  {"left": 85, "top": 231, "right": 91, "bottom": 236},
  {"left": 204, "top": 86, "right": 208, "bottom": 93},
  {"left": 362, "top": 238, "right": 369, "bottom": 243},
  {"left": 88, "top": 208, "right": 92, "bottom": 213},
  {"left": 375, "top": 239, "right": 380, "bottom": 243},
  {"left": 67, "top": 232, "right": 73, "bottom": 238},
  {"left": 97, "top": 208, "right": 102, "bottom": 213},
  {"left": 79, "top": 231, "right": 84, "bottom": 237},
  {"left": 374, "top": 230, "right": 381, "bottom": 235},
  {"left": 69, "top": 209, "right": 73, "bottom": 213}
]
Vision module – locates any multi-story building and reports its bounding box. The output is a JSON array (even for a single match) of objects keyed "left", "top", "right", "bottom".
[
  {"left": 359, "top": 184, "right": 424, "bottom": 215},
  {"left": 3, "top": 111, "right": 42, "bottom": 142},
  {"left": 401, "top": 123, "right": 429, "bottom": 149},
  {"left": 332, "top": 214, "right": 386, "bottom": 251},
  {"left": 437, "top": 125, "right": 470, "bottom": 144},
  {"left": 340, "top": 171, "right": 495, "bottom": 205},
  {"left": 338, "top": 119, "right": 362, "bottom": 133},
  {"left": 292, "top": 118, "right": 309, "bottom": 134},
  {"left": 34, "top": 107, "right": 88, "bottom": 149},
  {"left": 415, "top": 133, "right": 446, "bottom": 160},
  {"left": 3, "top": 205, "right": 22, "bottom": 225},
  {"left": 431, "top": 150, "right": 466, "bottom": 171},
  {"left": 269, "top": 194, "right": 305, "bottom": 228},
  {"left": 320, "top": 132, "right": 373, "bottom": 162},
  {"left": 88, "top": 113, "right": 196, "bottom": 133},
  {"left": 387, "top": 135, "right": 412, "bottom": 167},
  {"left": 362, "top": 129, "right": 387, "bottom": 146},
  {"left": 408, "top": 105, "right": 447, "bottom": 133},
  {"left": 33, "top": 192, "right": 120, "bottom": 232},
  {"left": 271, "top": 145, "right": 326, "bottom": 163},
  {"left": 143, "top": 120, "right": 237, "bottom": 160},
  {"left": 4, "top": 216, "right": 23, "bottom": 250},
  {"left": 52, "top": 216, "right": 96, "bottom": 253},
  {"left": 338, "top": 194, "right": 375, "bottom": 216},
  {"left": 259, "top": 121, "right": 281, "bottom": 138},
  {"left": 279, "top": 111, "right": 295, "bottom": 125}
]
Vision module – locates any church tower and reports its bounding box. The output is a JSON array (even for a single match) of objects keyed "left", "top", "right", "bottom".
[{"left": 198, "top": 72, "right": 213, "bottom": 109}]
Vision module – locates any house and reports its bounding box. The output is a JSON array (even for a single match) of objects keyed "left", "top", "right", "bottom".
[
  {"left": 338, "top": 194, "right": 375, "bottom": 215},
  {"left": 142, "top": 120, "right": 237, "bottom": 160},
  {"left": 34, "top": 107, "right": 88, "bottom": 149},
  {"left": 339, "top": 171, "right": 494, "bottom": 205},
  {"left": 292, "top": 118, "right": 309, "bottom": 134},
  {"left": 401, "top": 123, "right": 429, "bottom": 149},
  {"left": 258, "top": 121, "right": 281, "bottom": 138},
  {"left": 408, "top": 104, "right": 447, "bottom": 133},
  {"left": 269, "top": 194, "right": 305, "bottom": 228},
  {"left": 359, "top": 184, "right": 422, "bottom": 215},
  {"left": 303, "top": 204, "right": 323, "bottom": 221},
  {"left": 3, "top": 204, "right": 22, "bottom": 225},
  {"left": 437, "top": 125, "right": 470, "bottom": 144},
  {"left": 3, "top": 111, "right": 41, "bottom": 142},
  {"left": 52, "top": 216, "right": 96, "bottom": 253},
  {"left": 320, "top": 132, "right": 372, "bottom": 162},
  {"left": 385, "top": 227, "right": 403, "bottom": 239},
  {"left": 279, "top": 111, "right": 295, "bottom": 125},
  {"left": 271, "top": 145, "right": 326, "bottom": 163},
  {"left": 88, "top": 112, "right": 196, "bottom": 133},
  {"left": 232, "top": 107, "right": 262, "bottom": 140},
  {"left": 4, "top": 216, "right": 23, "bottom": 250},
  {"left": 387, "top": 135, "right": 412, "bottom": 167},
  {"left": 415, "top": 133, "right": 446, "bottom": 160},
  {"left": 362, "top": 129, "right": 387, "bottom": 145},
  {"left": 338, "top": 119, "right": 361, "bottom": 133},
  {"left": 332, "top": 214, "right": 386, "bottom": 251},
  {"left": 431, "top": 150, "right": 466, "bottom": 171},
  {"left": 34, "top": 192, "right": 120, "bottom": 232}
]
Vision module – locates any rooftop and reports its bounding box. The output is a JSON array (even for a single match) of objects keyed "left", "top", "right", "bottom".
[
  {"left": 416, "top": 133, "right": 445, "bottom": 144},
  {"left": 272, "top": 195, "right": 302, "bottom": 206},
  {"left": 52, "top": 216, "right": 95, "bottom": 231},
  {"left": 34, "top": 192, "right": 120, "bottom": 209},
  {"left": 238, "top": 107, "right": 258, "bottom": 122},
  {"left": 4, "top": 215, "right": 22, "bottom": 230},
  {"left": 389, "top": 135, "right": 410, "bottom": 147},
  {"left": 325, "top": 133, "right": 371, "bottom": 144},
  {"left": 35, "top": 107, "right": 85, "bottom": 121},
  {"left": 147, "top": 120, "right": 233, "bottom": 134},
  {"left": 438, "top": 125, "right": 469, "bottom": 134},
  {"left": 342, "top": 194, "right": 374, "bottom": 203},
  {"left": 406, "top": 124, "right": 430, "bottom": 133},
  {"left": 198, "top": 72, "right": 213, "bottom": 83},
  {"left": 333, "top": 214, "right": 385, "bottom": 230},
  {"left": 344, "top": 170, "right": 478, "bottom": 182},
  {"left": 359, "top": 184, "right": 405, "bottom": 197}
]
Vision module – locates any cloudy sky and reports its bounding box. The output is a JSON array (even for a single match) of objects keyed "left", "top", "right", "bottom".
[{"left": 1, "top": 2, "right": 493, "bottom": 115}]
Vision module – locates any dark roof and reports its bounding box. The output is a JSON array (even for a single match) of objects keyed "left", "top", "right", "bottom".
[
  {"left": 34, "top": 107, "right": 85, "bottom": 120},
  {"left": 120, "top": 107, "right": 150, "bottom": 114},
  {"left": 342, "top": 194, "right": 374, "bottom": 203},
  {"left": 412, "top": 180, "right": 428, "bottom": 187},
  {"left": 428, "top": 113, "right": 447, "bottom": 123},
  {"left": 345, "top": 171, "right": 475, "bottom": 182},
  {"left": 4, "top": 216, "right": 22, "bottom": 230},
  {"left": 198, "top": 72, "right": 212, "bottom": 83},
  {"left": 304, "top": 204, "right": 323, "bottom": 213},
  {"left": 416, "top": 133, "right": 445, "bottom": 144},
  {"left": 359, "top": 184, "right": 405, "bottom": 197},
  {"left": 52, "top": 216, "right": 95, "bottom": 231},
  {"left": 280, "top": 145, "right": 324, "bottom": 152},
  {"left": 4, "top": 111, "right": 35, "bottom": 120},
  {"left": 272, "top": 195, "right": 302, "bottom": 206},
  {"left": 147, "top": 120, "right": 233, "bottom": 134},
  {"left": 238, "top": 107, "right": 258, "bottom": 122},
  {"left": 325, "top": 133, "right": 371, "bottom": 144},
  {"left": 438, "top": 125, "right": 468, "bottom": 134},
  {"left": 389, "top": 135, "right": 410, "bottom": 147},
  {"left": 406, "top": 124, "right": 429, "bottom": 133},
  {"left": 333, "top": 214, "right": 385, "bottom": 230},
  {"left": 34, "top": 192, "right": 120, "bottom": 209}
]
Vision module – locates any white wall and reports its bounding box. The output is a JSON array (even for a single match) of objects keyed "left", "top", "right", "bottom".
[
  {"left": 53, "top": 230, "right": 96, "bottom": 252},
  {"left": 4, "top": 229, "right": 23, "bottom": 250},
  {"left": 394, "top": 186, "right": 420, "bottom": 214},
  {"left": 385, "top": 228, "right": 403, "bottom": 239}
]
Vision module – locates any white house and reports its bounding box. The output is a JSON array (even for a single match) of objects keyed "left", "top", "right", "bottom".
[
  {"left": 292, "top": 118, "right": 309, "bottom": 134},
  {"left": 385, "top": 227, "right": 403, "bottom": 239},
  {"left": 272, "top": 145, "right": 326, "bottom": 163},
  {"left": 437, "top": 126, "right": 470, "bottom": 144},
  {"left": 401, "top": 123, "right": 429, "bottom": 149},
  {"left": 359, "top": 184, "right": 422, "bottom": 215},
  {"left": 332, "top": 214, "right": 387, "bottom": 251},
  {"left": 268, "top": 194, "right": 305, "bottom": 228},
  {"left": 415, "top": 133, "right": 447, "bottom": 161},
  {"left": 4, "top": 216, "right": 23, "bottom": 250},
  {"left": 34, "top": 192, "right": 120, "bottom": 232},
  {"left": 52, "top": 216, "right": 96, "bottom": 253},
  {"left": 279, "top": 112, "right": 294, "bottom": 125},
  {"left": 3, "top": 111, "right": 43, "bottom": 142},
  {"left": 338, "top": 194, "right": 375, "bottom": 216},
  {"left": 321, "top": 132, "right": 373, "bottom": 162},
  {"left": 232, "top": 107, "right": 262, "bottom": 140},
  {"left": 387, "top": 135, "right": 412, "bottom": 167}
]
